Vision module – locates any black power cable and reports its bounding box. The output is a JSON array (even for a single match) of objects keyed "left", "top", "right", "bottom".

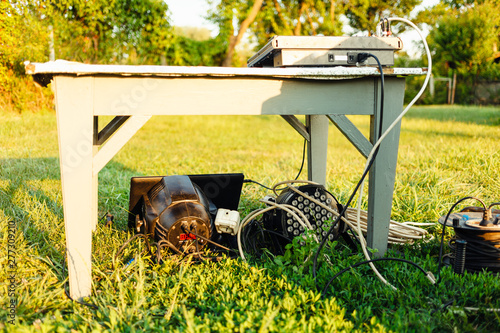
[
  {"left": 313, "top": 53, "right": 385, "bottom": 288},
  {"left": 295, "top": 138, "right": 307, "bottom": 180},
  {"left": 244, "top": 138, "right": 307, "bottom": 191},
  {"left": 243, "top": 179, "right": 273, "bottom": 191},
  {"left": 62, "top": 250, "right": 99, "bottom": 310},
  {"left": 321, "top": 257, "right": 430, "bottom": 296}
]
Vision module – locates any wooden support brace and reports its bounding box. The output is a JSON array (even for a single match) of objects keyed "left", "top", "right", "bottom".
[
  {"left": 96, "top": 116, "right": 130, "bottom": 145},
  {"left": 93, "top": 116, "right": 151, "bottom": 176},
  {"left": 327, "top": 114, "right": 372, "bottom": 159},
  {"left": 281, "top": 115, "right": 310, "bottom": 141}
]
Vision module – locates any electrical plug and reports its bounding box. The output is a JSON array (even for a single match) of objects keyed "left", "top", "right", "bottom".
[{"left": 215, "top": 209, "right": 240, "bottom": 235}]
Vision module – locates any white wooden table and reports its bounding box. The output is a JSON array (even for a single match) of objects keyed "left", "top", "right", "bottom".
[{"left": 27, "top": 61, "right": 424, "bottom": 299}]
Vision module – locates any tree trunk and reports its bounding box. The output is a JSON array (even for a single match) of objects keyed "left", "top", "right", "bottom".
[
  {"left": 473, "top": 67, "right": 480, "bottom": 104},
  {"left": 330, "top": 1, "right": 335, "bottom": 28},
  {"left": 294, "top": 2, "right": 308, "bottom": 35},
  {"left": 222, "top": 0, "right": 264, "bottom": 67},
  {"left": 274, "top": 0, "right": 291, "bottom": 34},
  {"left": 451, "top": 71, "right": 457, "bottom": 105},
  {"left": 306, "top": 8, "right": 316, "bottom": 35},
  {"left": 49, "top": 25, "right": 55, "bottom": 61}
]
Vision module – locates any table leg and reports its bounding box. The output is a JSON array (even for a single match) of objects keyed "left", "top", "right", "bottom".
[
  {"left": 306, "top": 115, "right": 329, "bottom": 185},
  {"left": 54, "top": 76, "right": 94, "bottom": 299},
  {"left": 367, "top": 77, "right": 405, "bottom": 255}
]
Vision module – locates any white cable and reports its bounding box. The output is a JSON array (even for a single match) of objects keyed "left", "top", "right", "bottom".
[
  {"left": 260, "top": 200, "right": 313, "bottom": 231},
  {"left": 238, "top": 18, "right": 433, "bottom": 288},
  {"left": 237, "top": 181, "right": 323, "bottom": 262},
  {"left": 353, "top": 17, "right": 433, "bottom": 288},
  {"left": 238, "top": 179, "right": 431, "bottom": 262},
  {"left": 237, "top": 206, "right": 275, "bottom": 262},
  {"left": 285, "top": 184, "right": 431, "bottom": 243}
]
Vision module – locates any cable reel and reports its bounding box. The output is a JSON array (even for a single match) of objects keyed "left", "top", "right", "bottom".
[{"left": 439, "top": 203, "right": 500, "bottom": 273}]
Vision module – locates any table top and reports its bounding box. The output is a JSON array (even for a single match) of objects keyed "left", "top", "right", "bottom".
[{"left": 26, "top": 60, "right": 427, "bottom": 86}]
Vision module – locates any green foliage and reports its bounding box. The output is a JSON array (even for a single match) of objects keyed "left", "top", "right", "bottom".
[
  {"left": 251, "top": 0, "right": 344, "bottom": 47},
  {"left": 429, "top": 1, "right": 499, "bottom": 73},
  {"left": 164, "top": 35, "right": 228, "bottom": 66},
  {"left": 0, "top": 1, "right": 53, "bottom": 113},
  {"left": 208, "top": 0, "right": 344, "bottom": 65},
  {"left": 47, "top": 0, "right": 173, "bottom": 64},
  {"left": 341, "top": 0, "right": 422, "bottom": 35},
  {"left": 1, "top": 107, "right": 500, "bottom": 331},
  {"left": 413, "top": 1, "right": 500, "bottom": 105},
  {"left": 0, "top": 1, "right": 49, "bottom": 77},
  {"left": 480, "top": 62, "right": 500, "bottom": 81},
  {"left": 0, "top": 75, "right": 54, "bottom": 113},
  {"left": 174, "top": 27, "right": 213, "bottom": 42},
  {"left": 0, "top": 0, "right": 228, "bottom": 112}
]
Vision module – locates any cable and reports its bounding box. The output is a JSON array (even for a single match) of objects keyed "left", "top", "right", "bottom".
[
  {"left": 312, "top": 51, "right": 387, "bottom": 289},
  {"left": 186, "top": 228, "right": 239, "bottom": 255},
  {"left": 439, "top": 200, "right": 500, "bottom": 273},
  {"left": 436, "top": 197, "right": 486, "bottom": 282},
  {"left": 238, "top": 190, "right": 322, "bottom": 261},
  {"left": 310, "top": 17, "right": 434, "bottom": 291},
  {"left": 280, "top": 179, "right": 432, "bottom": 291},
  {"left": 431, "top": 299, "right": 455, "bottom": 315},
  {"left": 243, "top": 179, "right": 273, "bottom": 191},
  {"left": 489, "top": 202, "right": 500, "bottom": 210},
  {"left": 321, "top": 257, "right": 433, "bottom": 296},
  {"left": 344, "top": 207, "right": 431, "bottom": 243},
  {"left": 446, "top": 236, "right": 500, "bottom": 272},
  {"left": 348, "top": 17, "right": 433, "bottom": 290},
  {"left": 238, "top": 180, "right": 431, "bottom": 263},
  {"left": 243, "top": 138, "right": 307, "bottom": 191},
  {"left": 62, "top": 249, "right": 99, "bottom": 310},
  {"left": 243, "top": 19, "right": 435, "bottom": 288},
  {"left": 295, "top": 138, "right": 307, "bottom": 180},
  {"left": 275, "top": 181, "right": 429, "bottom": 243},
  {"left": 114, "top": 233, "right": 152, "bottom": 269}
]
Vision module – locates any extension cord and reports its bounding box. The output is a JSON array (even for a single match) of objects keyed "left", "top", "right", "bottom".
[
  {"left": 237, "top": 180, "right": 432, "bottom": 262},
  {"left": 352, "top": 17, "right": 433, "bottom": 289},
  {"left": 239, "top": 17, "right": 434, "bottom": 290}
]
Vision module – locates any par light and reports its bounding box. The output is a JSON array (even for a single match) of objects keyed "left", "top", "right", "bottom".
[{"left": 271, "top": 184, "right": 345, "bottom": 241}]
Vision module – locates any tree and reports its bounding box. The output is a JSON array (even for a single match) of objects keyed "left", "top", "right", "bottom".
[
  {"left": 428, "top": 0, "right": 500, "bottom": 103},
  {"left": 46, "top": 0, "right": 173, "bottom": 64},
  {"left": 0, "top": 0, "right": 176, "bottom": 112},
  {"left": 208, "top": 0, "right": 263, "bottom": 67},
  {"left": 252, "top": 0, "right": 344, "bottom": 46},
  {"left": 208, "top": 0, "right": 343, "bottom": 66},
  {"left": 164, "top": 34, "right": 228, "bottom": 66},
  {"left": 0, "top": 1, "right": 52, "bottom": 112},
  {"left": 224, "top": 0, "right": 264, "bottom": 67},
  {"left": 0, "top": 1, "right": 49, "bottom": 77},
  {"left": 341, "top": 0, "right": 421, "bottom": 35},
  {"left": 174, "top": 27, "right": 212, "bottom": 41}
]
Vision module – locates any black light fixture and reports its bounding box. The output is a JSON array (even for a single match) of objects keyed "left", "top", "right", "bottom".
[
  {"left": 241, "top": 183, "right": 349, "bottom": 257},
  {"left": 269, "top": 184, "right": 345, "bottom": 242}
]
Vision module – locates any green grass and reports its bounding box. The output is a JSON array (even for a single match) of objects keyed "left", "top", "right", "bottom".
[{"left": 1, "top": 105, "right": 500, "bottom": 332}]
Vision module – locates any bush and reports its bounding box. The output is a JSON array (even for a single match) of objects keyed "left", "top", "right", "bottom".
[
  {"left": 0, "top": 74, "right": 54, "bottom": 114},
  {"left": 0, "top": 1, "right": 52, "bottom": 113}
]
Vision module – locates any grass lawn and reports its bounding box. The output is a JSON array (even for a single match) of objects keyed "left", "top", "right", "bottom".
[{"left": 1, "top": 105, "right": 499, "bottom": 332}]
